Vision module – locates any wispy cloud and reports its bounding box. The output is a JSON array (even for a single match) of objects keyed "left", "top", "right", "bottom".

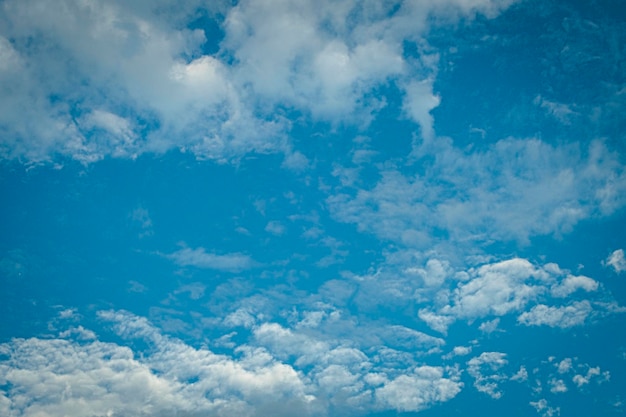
[
  {"left": 328, "top": 139, "right": 626, "bottom": 247},
  {"left": 166, "top": 247, "right": 257, "bottom": 272},
  {"left": 605, "top": 249, "right": 626, "bottom": 273}
]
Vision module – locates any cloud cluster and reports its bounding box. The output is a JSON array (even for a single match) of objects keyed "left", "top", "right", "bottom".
[
  {"left": 0, "top": 0, "right": 517, "bottom": 164},
  {"left": 466, "top": 352, "right": 508, "bottom": 399},
  {"left": 344, "top": 255, "right": 615, "bottom": 335},
  {"left": 0, "top": 310, "right": 464, "bottom": 416},
  {"left": 328, "top": 138, "right": 626, "bottom": 246}
]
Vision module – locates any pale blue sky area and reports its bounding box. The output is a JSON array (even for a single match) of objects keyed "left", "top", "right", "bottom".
[{"left": 1, "top": 1, "right": 626, "bottom": 416}]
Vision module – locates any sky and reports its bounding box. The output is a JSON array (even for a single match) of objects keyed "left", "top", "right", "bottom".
[{"left": 1, "top": 0, "right": 626, "bottom": 416}]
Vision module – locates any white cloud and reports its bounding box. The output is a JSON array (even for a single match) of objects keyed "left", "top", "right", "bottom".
[
  {"left": 166, "top": 247, "right": 257, "bottom": 272},
  {"left": 572, "top": 365, "right": 610, "bottom": 388},
  {"left": 131, "top": 207, "right": 154, "bottom": 237},
  {"left": 0, "top": 0, "right": 520, "bottom": 163},
  {"left": 418, "top": 309, "right": 455, "bottom": 335},
  {"left": 375, "top": 366, "right": 462, "bottom": 412},
  {"left": 0, "top": 310, "right": 477, "bottom": 416},
  {"left": 328, "top": 139, "right": 626, "bottom": 247},
  {"left": 253, "top": 322, "right": 333, "bottom": 367},
  {"left": 467, "top": 352, "right": 508, "bottom": 399},
  {"left": 605, "top": 249, "right": 626, "bottom": 273},
  {"left": 265, "top": 221, "right": 287, "bottom": 236},
  {"left": 402, "top": 79, "right": 440, "bottom": 141},
  {"left": 355, "top": 255, "right": 617, "bottom": 335},
  {"left": 530, "top": 399, "right": 560, "bottom": 417},
  {"left": 224, "top": 308, "right": 257, "bottom": 328},
  {"left": 453, "top": 346, "right": 472, "bottom": 356},
  {"left": 174, "top": 282, "right": 206, "bottom": 300},
  {"left": 550, "top": 275, "right": 598, "bottom": 298},
  {"left": 510, "top": 366, "right": 528, "bottom": 382},
  {"left": 478, "top": 318, "right": 501, "bottom": 334},
  {"left": 444, "top": 259, "right": 548, "bottom": 318},
  {"left": 556, "top": 358, "right": 572, "bottom": 374},
  {"left": 549, "top": 378, "right": 567, "bottom": 393},
  {"left": 517, "top": 301, "right": 593, "bottom": 328},
  {"left": 59, "top": 325, "right": 97, "bottom": 340}
]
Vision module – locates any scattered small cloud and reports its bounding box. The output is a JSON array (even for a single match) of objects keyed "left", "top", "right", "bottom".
[
  {"left": 511, "top": 366, "right": 528, "bottom": 382},
  {"left": 265, "top": 221, "right": 287, "bottom": 236},
  {"left": 605, "top": 249, "right": 626, "bottom": 274},
  {"left": 467, "top": 352, "right": 508, "bottom": 399},
  {"left": 530, "top": 398, "right": 560, "bottom": 417},
  {"left": 130, "top": 207, "right": 154, "bottom": 238},
  {"left": 165, "top": 246, "right": 257, "bottom": 272}
]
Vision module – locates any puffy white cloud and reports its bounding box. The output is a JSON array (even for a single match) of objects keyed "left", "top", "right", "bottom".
[
  {"left": 253, "top": 322, "right": 333, "bottom": 367},
  {"left": 0, "top": 336, "right": 313, "bottom": 417},
  {"left": 402, "top": 79, "right": 440, "bottom": 141},
  {"left": 444, "top": 259, "right": 548, "bottom": 319},
  {"left": 572, "top": 366, "right": 610, "bottom": 388},
  {"left": 0, "top": 310, "right": 475, "bottom": 416},
  {"left": 478, "top": 318, "right": 501, "bottom": 334},
  {"left": 556, "top": 358, "right": 572, "bottom": 374},
  {"left": 375, "top": 366, "right": 462, "bottom": 412},
  {"left": 549, "top": 378, "right": 567, "bottom": 393},
  {"left": 550, "top": 275, "right": 598, "bottom": 298},
  {"left": 517, "top": 301, "right": 593, "bottom": 328},
  {"left": 510, "top": 366, "right": 528, "bottom": 382},
  {"left": 0, "top": 0, "right": 519, "bottom": 163},
  {"left": 416, "top": 258, "right": 553, "bottom": 332},
  {"left": 166, "top": 247, "right": 257, "bottom": 272},
  {"left": 467, "top": 352, "right": 508, "bottom": 399},
  {"left": 348, "top": 254, "right": 618, "bottom": 335},
  {"left": 530, "top": 399, "right": 560, "bottom": 417},
  {"left": 443, "top": 345, "right": 472, "bottom": 359},
  {"left": 605, "top": 249, "right": 626, "bottom": 273}
]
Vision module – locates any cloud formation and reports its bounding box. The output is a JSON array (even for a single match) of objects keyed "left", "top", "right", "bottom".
[
  {"left": 0, "top": 0, "right": 518, "bottom": 164},
  {"left": 605, "top": 249, "right": 626, "bottom": 273},
  {"left": 166, "top": 247, "right": 257, "bottom": 272},
  {"left": 0, "top": 310, "right": 465, "bottom": 416},
  {"left": 328, "top": 138, "right": 626, "bottom": 247}
]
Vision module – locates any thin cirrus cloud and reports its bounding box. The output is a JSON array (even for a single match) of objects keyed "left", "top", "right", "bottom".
[{"left": 165, "top": 247, "right": 257, "bottom": 272}]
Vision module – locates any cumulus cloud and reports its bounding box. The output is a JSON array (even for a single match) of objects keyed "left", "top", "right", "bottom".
[
  {"left": 0, "top": 0, "right": 519, "bottom": 163},
  {"left": 572, "top": 366, "right": 610, "bottom": 388},
  {"left": 417, "top": 258, "right": 552, "bottom": 332},
  {"left": 348, "top": 254, "right": 619, "bottom": 335},
  {"left": 517, "top": 301, "right": 593, "bottom": 328},
  {"left": 605, "top": 249, "right": 626, "bottom": 273},
  {"left": 375, "top": 366, "right": 462, "bottom": 412},
  {"left": 467, "top": 352, "right": 508, "bottom": 399},
  {"left": 549, "top": 378, "right": 568, "bottom": 393},
  {"left": 550, "top": 275, "right": 598, "bottom": 298},
  {"left": 0, "top": 310, "right": 472, "bottom": 416},
  {"left": 0, "top": 312, "right": 316, "bottom": 417},
  {"left": 166, "top": 247, "right": 257, "bottom": 272},
  {"left": 510, "top": 366, "right": 528, "bottom": 382},
  {"left": 530, "top": 399, "right": 560, "bottom": 417}
]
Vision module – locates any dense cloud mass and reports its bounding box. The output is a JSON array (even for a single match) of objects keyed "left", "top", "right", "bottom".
[{"left": 1, "top": 0, "right": 625, "bottom": 416}]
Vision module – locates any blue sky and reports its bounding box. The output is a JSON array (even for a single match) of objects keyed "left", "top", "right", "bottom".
[{"left": 1, "top": 0, "right": 626, "bottom": 416}]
